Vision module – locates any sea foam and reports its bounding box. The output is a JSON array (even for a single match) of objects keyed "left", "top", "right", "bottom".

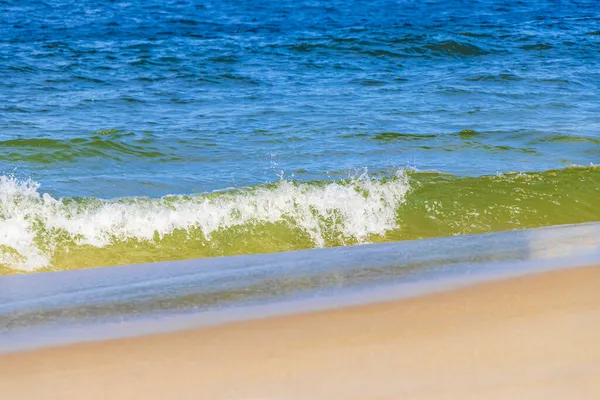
[{"left": 0, "top": 171, "right": 411, "bottom": 271}]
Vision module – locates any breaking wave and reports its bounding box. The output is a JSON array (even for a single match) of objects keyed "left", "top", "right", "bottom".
[{"left": 1, "top": 166, "right": 599, "bottom": 274}]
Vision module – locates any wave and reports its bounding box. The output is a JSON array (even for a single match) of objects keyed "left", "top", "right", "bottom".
[
  {"left": 422, "top": 40, "right": 490, "bottom": 56},
  {"left": 1, "top": 166, "right": 599, "bottom": 274},
  {"left": 0, "top": 170, "right": 410, "bottom": 272},
  {"left": 0, "top": 134, "right": 175, "bottom": 163}
]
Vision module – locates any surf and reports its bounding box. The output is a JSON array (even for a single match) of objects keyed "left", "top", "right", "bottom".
[{"left": 1, "top": 166, "right": 599, "bottom": 274}]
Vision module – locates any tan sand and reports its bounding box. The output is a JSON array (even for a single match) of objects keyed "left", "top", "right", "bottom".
[{"left": 2, "top": 265, "right": 600, "bottom": 399}]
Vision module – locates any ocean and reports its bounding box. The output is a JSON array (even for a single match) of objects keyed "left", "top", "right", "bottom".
[{"left": 1, "top": 0, "right": 599, "bottom": 273}]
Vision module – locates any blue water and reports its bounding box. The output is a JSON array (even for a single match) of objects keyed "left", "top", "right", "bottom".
[{"left": 1, "top": 0, "right": 599, "bottom": 198}]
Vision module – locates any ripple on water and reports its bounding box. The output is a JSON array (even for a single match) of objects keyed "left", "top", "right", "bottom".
[{"left": 0, "top": 0, "right": 598, "bottom": 199}]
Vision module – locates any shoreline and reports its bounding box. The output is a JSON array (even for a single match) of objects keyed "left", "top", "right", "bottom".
[
  {"left": 3, "top": 222, "right": 600, "bottom": 354},
  {"left": 2, "top": 264, "right": 600, "bottom": 399}
]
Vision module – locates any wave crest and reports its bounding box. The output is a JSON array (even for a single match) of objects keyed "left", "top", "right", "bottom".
[
  {"left": 3, "top": 166, "right": 599, "bottom": 274},
  {"left": 0, "top": 171, "right": 411, "bottom": 271}
]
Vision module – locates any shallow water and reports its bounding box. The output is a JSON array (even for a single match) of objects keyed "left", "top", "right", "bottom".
[
  {"left": 2, "top": 223, "right": 600, "bottom": 352},
  {"left": 1, "top": 0, "right": 599, "bottom": 272}
]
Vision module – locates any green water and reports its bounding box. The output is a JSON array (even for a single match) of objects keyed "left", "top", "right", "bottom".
[{"left": 2, "top": 166, "right": 598, "bottom": 274}]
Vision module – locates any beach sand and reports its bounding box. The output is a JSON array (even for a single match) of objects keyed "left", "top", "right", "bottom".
[{"left": 2, "top": 265, "right": 600, "bottom": 399}]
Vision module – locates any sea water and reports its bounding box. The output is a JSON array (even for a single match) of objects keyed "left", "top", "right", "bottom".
[{"left": 1, "top": 0, "right": 599, "bottom": 272}]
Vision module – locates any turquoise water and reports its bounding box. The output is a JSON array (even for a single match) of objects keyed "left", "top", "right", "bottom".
[{"left": 0, "top": 0, "right": 599, "bottom": 272}]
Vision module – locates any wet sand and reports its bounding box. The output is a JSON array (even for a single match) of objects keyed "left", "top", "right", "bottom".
[{"left": 2, "top": 265, "right": 600, "bottom": 399}]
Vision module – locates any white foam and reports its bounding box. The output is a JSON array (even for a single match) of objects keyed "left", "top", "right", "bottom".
[{"left": 0, "top": 171, "right": 411, "bottom": 271}]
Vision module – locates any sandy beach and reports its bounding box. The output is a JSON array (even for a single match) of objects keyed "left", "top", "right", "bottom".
[
  {"left": 2, "top": 264, "right": 600, "bottom": 399},
  {"left": 4, "top": 0, "right": 600, "bottom": 398}
]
